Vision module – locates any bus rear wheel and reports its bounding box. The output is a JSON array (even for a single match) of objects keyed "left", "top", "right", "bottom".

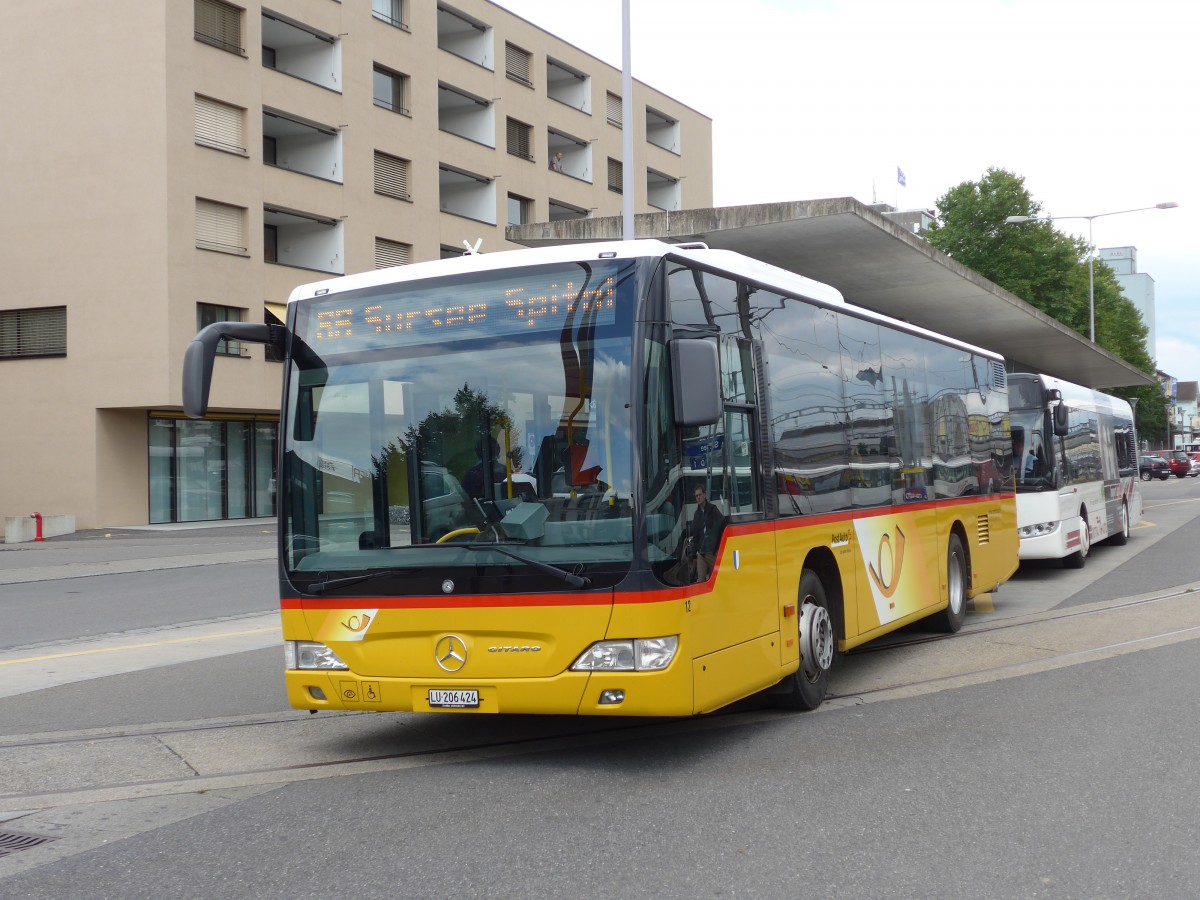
[
  {"left": 933, "top": 533, "right": 967, "bottom": 633},
  {"left": 1107, "top": 502, "right": 1130, "bottom": 546},
  {"left": 770, "top": 569, "right": 834, "bottom": 711}
]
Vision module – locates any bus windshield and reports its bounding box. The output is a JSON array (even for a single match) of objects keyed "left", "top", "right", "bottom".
[
  {"left": 281, "top": 260, "right": 637, "bottom": 588},
  {"left": 1011, "top": 406, "right": 1053, "bottom": 490}
]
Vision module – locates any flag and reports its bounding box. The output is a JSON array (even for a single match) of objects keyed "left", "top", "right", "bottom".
[{"left": 897, "top": 166, "right": 906, "bottom": 187}]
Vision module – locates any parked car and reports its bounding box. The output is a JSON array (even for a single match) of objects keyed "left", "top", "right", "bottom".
[
  {"left": 1138, "top": 454, "right": 1171, "bottom": 481},
  {"left": 1161, "top": 450, "right": 1193, "bottom": 478},
  {"left": 1189, "top": 452, "right": 1200, "bottom": 476}
]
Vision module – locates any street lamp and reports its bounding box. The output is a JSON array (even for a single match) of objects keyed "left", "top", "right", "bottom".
[{"left": 1005, "top": 202, "right": 1179, "bottom": 342}]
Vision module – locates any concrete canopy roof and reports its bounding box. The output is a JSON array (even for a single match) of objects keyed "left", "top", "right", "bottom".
[{"left": 507, "top": 197, "right": 1154, "bottom": 389}]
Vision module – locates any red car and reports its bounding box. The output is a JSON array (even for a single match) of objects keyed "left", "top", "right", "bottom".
[{"left": 1161, "top": 450, "right": 1193, "bottom": 478}]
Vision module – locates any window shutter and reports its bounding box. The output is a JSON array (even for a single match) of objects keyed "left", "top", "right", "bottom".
[
  {"left": 195, "top": 0, "right": 242, "bottom": 53},
  {"left": 0, "top": 307, "right": 67, "bottom": 359},
  {"left": 506, "top": 119, "right": 531, "bottom": 160},
  {"left": 195, "top": 95, "right": 245, "bottom": 153},
  {"left": 196, "top": 199, "right": 246, "bottom": 253},
  {"left": 607, "top": 158, "right": 623, "bottom": 193},
  {"left": 375, "top": 238, "right": 412, "bottom": 268},
  {"left": 505, "top": 43, "right": 532, "bottom": 86},
  {"left": 374, "top": 151, "right": 410, "bottom": 199},
  {"left": 606, "top": 92, "right": 622, "bottom": 127}
]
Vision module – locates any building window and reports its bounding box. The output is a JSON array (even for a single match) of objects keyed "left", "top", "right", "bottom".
[
  {"left": 374, "top": 151, "right": 411, "bottom": 200},
  {"left": 372, "top": 0, "right": 407, "bottom": 30},
  {"left": 262, "top": 135, "right": 277, "bottom": 165},
  {"left": 608, "top": 158, "right": 623, "bottom": 194},
  {"left": 195, "top": 0, "right": 242, "bottom": 55},
  {"left": 195, "top": 198, "right": 247, "bottom": 255},
  {"left": 194, "top": 95, "right": 246, "bottom": 154},
  {"left": 0, "top": 307, "right": 66, "bottom": 360},
  {"left": 197, "top": 303, "right": 244, "bottom": 357},
  {"left": 506, "top": 118, "right": 533, "bottom": 161},
  {"left": 507, "top": 193, "right": 531, "bottom": 226},
  {"left": 505, "top": 42, "right": 532, "bottom": 86},
  {"left": 606, "top": 92, "right": 622, "bottom": 128},
  {"left": 373, "top": 65, "right": 409, "bottom": 114},
  {"left": 376, "top": 237, "right": 412, "bottom": 268},
  {"left": 264, "top": 224, "right": 278, "bottom": 263}
]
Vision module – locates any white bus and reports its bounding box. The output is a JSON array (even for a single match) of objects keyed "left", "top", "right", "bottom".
[{"left": 1009, "top": 372, "right": 1141, "bottom": 568}]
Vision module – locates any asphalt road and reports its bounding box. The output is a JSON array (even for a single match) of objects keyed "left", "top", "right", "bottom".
[{"left": 2, "top": 481, "right": 1199, "bottom": 898}]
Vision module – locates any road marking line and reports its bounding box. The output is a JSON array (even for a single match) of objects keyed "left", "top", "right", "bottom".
[{"left": 0, "top": 627, "right": 280, "bottom": 667}]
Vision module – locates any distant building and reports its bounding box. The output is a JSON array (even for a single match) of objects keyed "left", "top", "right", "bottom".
[
  {"left": 867, "top": 203, "right": 935, "bottom": 236},
  {"left": 1099, "top": 246, "right": 1156, "bottom": 362},
  {"left": 1173, "top": 380, "right": 1198, "bottom": 449},
  {"left": 0, "top": 0, "right": 712, "bottom": 529}
]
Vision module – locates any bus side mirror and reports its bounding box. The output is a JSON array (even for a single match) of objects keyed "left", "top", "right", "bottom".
[
  {"left": 183, "top": 322, "right": 282, "bottom": 418},
  {"left": 1052, "top": 402, "right": 1070, "bottom": 437},
  {"left": 670, "top": 339, "right": 722, "bottom": 427}
]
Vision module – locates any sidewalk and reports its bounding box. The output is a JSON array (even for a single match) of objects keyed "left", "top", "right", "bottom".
[{"left": 0, "top": 519, "right": 278, "bottom": 585}]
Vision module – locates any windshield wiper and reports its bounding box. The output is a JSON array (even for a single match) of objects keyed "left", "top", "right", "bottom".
[
  {"left": 307, "top": 568, "right": 418, "bottom": 595},
  {"left": 465, "top": 543, "right": 591, "bottom": 589}
]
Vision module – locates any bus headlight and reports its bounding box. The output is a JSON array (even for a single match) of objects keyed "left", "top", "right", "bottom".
[
  {"left": 571, "top": 636, "right": 678, "bottom": 671},
  {"left": 1018, "top": 521, "right": 1058, "bottom": 538},
  {"left": 284, "top": 641, "right": 349, "bottom": 670}
]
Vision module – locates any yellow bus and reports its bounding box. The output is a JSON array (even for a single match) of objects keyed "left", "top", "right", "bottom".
[{"left": 183, "top": 240, "right": 1018, "bottom": 715}]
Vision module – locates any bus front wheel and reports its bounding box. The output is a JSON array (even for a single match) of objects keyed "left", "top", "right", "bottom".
[
  {"left": 1063, "top": 511, "right": 1090, "bottom": 569},
  {"left": 771, "top": 570, "right": 834, "bottom": 711}
]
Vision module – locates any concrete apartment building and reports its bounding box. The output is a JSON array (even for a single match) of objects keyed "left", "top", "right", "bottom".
[
  {"left": 1098, "top": 246, "right": 1156, "bottom": 363},
  {"left": 0, "top": 0, "right": 712, "bottom": 530}
]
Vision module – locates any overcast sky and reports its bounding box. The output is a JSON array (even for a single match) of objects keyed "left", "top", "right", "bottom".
[{"left": 494, "top": 0, "right": 1197, "bottom": 382}]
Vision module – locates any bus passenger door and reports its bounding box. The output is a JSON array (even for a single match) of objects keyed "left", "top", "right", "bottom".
[{"left": 687, "top": 338, "right": 775, "bottom": 658}]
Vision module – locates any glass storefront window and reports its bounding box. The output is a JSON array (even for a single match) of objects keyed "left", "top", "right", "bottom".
[{"left": 148, "top": 416, "right": 278, "bottom": 524}]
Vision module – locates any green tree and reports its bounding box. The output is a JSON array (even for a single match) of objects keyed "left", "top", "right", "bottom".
[{"left": 926, "top": 167, "right": 1166, "bottom": 444}]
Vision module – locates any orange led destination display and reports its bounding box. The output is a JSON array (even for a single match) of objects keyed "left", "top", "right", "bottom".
[{"left": 303, "top": 268, "right": 621, "bottom": 352}]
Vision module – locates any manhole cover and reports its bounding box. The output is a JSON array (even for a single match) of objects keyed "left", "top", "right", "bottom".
[{"left": 0, "top": 831, "right": 56, "bottom": 858}]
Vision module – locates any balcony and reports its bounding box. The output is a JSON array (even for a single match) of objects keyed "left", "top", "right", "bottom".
[
  {"left": 547, "top": 57, "right": 590, "bottom": 113},
  {"left": 264, "top": 205, "right": 343, "bottom": 274},
  {"left": 437, "top": 4, "right": 493, "bottom": 70},
  {"left": 262, "top": 110, "right": 342, "bottom": 183},
  {"left": 647, "top": 169, "right": 681, "bottom": 211},
  {"left": 548, "top": 129, "right": 591, "bottom": 183},
  {"left": 438, "top": 83, "right": 495, "bottom": 147},
  {"left": 261, "top": 12, "right": 340, "bottom": 93},
  {"left": 439, "top": 165, "right": 496, "bottom": 225},
  {"left": 646, "top": 106, "right": 680, "bottom": 154}
]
